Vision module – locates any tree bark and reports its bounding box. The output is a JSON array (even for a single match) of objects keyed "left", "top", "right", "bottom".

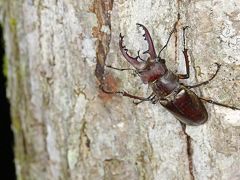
[{"left": 1, "top": 0, "right": 240, "bottom": 179}]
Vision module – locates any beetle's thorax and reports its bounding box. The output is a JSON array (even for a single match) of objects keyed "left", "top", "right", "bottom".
[{"left": 151, "top": 70, "right": 180, "bottom": 98}]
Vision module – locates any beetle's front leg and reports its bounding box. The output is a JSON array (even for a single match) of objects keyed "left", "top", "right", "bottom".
[
  {"left": 105, "top": 64, "right": 139, "bottom": 77},
  {"left": 100, "top": 85, "right": 150, "bottom": 102},
  {"left": 106, "top": 64, "right": 135, "bottom": 72}
]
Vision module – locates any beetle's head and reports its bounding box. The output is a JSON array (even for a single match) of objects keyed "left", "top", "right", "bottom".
[
  {"left": 137, "top": 58, "right": 167, "bottom": 83},
  {"left": 119, "top": 24, "right": 167, "bottom": 84}
]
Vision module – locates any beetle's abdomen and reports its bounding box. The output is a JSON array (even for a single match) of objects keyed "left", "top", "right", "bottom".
[{"left": 160, "top": 87, "right": 208, "bottom": 125}]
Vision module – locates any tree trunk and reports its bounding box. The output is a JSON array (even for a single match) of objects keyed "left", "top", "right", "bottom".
[{"left": 1, "top": 0, "right": 240, "bottom": 179}]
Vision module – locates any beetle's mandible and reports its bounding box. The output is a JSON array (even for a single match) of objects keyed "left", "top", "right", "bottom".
[{"left": 101, "top": 23, "right": 240, "bottom": 125}]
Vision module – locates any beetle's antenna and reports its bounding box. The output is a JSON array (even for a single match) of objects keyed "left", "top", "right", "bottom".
[
  {"left": 137, "top": 50, "right": 145, "bottom": 61},
  {"left": 157, "top": 23, "right": 177, "bottom": 58}
]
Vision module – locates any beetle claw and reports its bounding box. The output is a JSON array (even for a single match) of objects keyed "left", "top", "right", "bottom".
[
  {"left": 136, "top": 23, "right": 157, "bottom": 59},
  {"left": 119, "top": 24, "right": 157, "bottom": 69},
  {"left": 119, "top": 32, "right": 145, "bottom": 69}
]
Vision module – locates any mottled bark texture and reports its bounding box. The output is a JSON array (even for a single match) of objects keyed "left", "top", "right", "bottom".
[{"left": 1, "top": 0, "right": 240, "bottom": 179}]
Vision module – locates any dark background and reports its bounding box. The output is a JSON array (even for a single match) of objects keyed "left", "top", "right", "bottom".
[{"left": 0, "top": 25, "right": 16, "bottom": 179}]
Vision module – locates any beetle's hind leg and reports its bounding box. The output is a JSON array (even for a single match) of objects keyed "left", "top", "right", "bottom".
[
  {"left": 185, "top": 63, "right": 221, "bottom": 89},
  {"left": 200, "top": 97, "right": 240, "bottom": 110}
]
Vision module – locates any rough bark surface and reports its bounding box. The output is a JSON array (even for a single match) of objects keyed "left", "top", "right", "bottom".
[{"left": 1, "top": 0, "right": 240, "bottom": 179}]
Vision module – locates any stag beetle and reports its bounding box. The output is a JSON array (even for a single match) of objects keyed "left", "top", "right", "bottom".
[{"left": 101, "top": 23, "right": 240, "bottom": 125}]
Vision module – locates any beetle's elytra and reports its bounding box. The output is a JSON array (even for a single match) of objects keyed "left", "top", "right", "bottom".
[{"left": 101, "top": 23, "right": 240, "bottom": 125}]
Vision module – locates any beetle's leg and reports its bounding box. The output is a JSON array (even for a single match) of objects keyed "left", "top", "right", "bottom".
[
  {"left": 185, "top": 63, "right": 221, "bottom": 89},
  {"left": 200, "top": 97, "right": 240, "bottom": 110},
  {"left": 105, "top": 65, "right": 138, "bottom": 77},
  {"left": 178, "top": 26, "right": 190, "bottom": 79},
  {"left": 100, "top": 85, "right": 149, "bottom": 101},
  {"left": 106, "top": 50, "right": 144, "bottom": 72},
  {"left": 133, "top": 92, "right": 156, "bottom": 105},
  {"left": 106, "top": 64, "right": 135, "bottom": 72}
]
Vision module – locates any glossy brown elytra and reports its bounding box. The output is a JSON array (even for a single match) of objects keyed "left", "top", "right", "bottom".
[{"left": 101, "top": 23, "right": 240, "bottom": 125}]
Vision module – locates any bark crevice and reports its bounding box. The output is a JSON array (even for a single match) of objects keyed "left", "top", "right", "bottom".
[
  {"left": 181, "top": 123, "right": 195, "bottom": 180},
  {"left": 91, "top": 0, "right": 114, "bottom": 83}
]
